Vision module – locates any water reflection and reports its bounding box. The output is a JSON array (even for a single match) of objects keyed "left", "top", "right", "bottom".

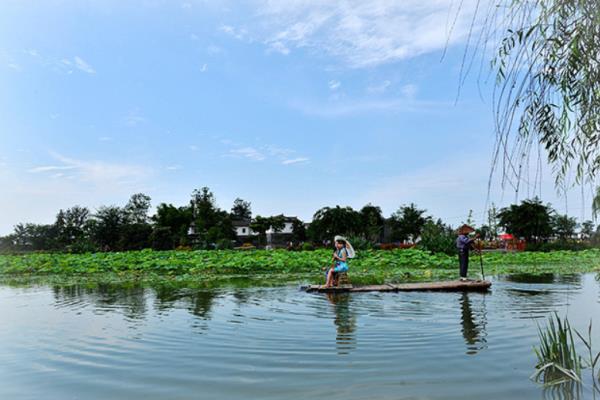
[
  {"left": 52, "top": 284, "right": 149, "bottom": 320},
  {"left": 459, "top": 292, "right": 488, "bottom": 355},
  {"left": 541, "top": 381, "right": 583, "bottom": 400},
  {"left": 325, "top": 293, "right": 357, "bottom": 355},
  {"left": 502, "top": 274, "right": 583, "bottom": 319}
]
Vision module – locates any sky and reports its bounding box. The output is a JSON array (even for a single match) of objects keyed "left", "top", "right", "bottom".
[{"left": 0, "top": 0, "right": 594, "bottom": 235}]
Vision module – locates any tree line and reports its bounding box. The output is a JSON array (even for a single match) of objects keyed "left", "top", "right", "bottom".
[{"left": 1, "top": 188, "right": 599, "bottom": 254}]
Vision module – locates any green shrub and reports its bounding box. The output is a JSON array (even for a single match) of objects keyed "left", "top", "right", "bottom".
[{"left": 301, "top": 243, "right": 314, "bottom": 251}]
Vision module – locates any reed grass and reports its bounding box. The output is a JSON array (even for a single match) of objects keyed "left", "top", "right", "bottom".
[
  {"left": 533, "top": 313, "right": 600, "bottom": 396},
  {"left": 532, "top": 313, "right": 582, "bottom": 385}
]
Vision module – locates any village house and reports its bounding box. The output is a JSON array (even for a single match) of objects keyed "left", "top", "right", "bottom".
[{"left": 233, "top": 216, "right": 303, "bottom": 247}]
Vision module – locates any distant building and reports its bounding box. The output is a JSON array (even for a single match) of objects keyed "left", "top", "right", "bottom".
[
  {"left": 232, "top": 219, "right": 255, "bottom": 244},
  {"left": 232, "top": 216, "right": 304, "bottom": 247}
]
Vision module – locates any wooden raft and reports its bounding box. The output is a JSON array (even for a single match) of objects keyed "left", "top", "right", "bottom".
[{"left": 303, "top": 280, "right": 492, "bottom": 293}]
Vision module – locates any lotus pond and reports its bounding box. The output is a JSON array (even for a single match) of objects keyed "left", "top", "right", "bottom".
[
  {"left": 2, "top": 250, "right": 600, "bottom": 398},
  {"left": 1, "top": 249, "right": 600, "bottom": 285}
]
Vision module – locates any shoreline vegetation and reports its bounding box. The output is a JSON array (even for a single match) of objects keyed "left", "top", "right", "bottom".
[{"left": 1, "top": 248, "right": 599, "bottom": 287}]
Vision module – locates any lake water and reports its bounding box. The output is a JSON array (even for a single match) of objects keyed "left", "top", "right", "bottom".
[{"left": 1, "top": 274, "right": 599, "bottom": 399}]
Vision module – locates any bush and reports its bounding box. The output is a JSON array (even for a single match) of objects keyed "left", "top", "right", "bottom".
[
  {"left": 417, "top": 220, "right": 456, "bottom": 255},
  {"left": 301, "top": 242, "right": 314, "bottom": 251},
  {"left": 526, "top": 241, "right": 595, "bottom": 252},
  {"left": 216, "top": 239, "right": 234, "bottom": 250},
  {"left": 347, "top": 236, "right": 372, "bottom": 251}
]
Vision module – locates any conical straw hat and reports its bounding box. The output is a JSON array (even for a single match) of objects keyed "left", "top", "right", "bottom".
[{"left": 457, "top": 224, "right": 476, "bottom": 235}]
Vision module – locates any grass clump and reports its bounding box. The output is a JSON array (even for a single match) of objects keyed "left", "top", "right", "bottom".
[{"left": 533, "top": 313, "right": 600, "bottom": 394}]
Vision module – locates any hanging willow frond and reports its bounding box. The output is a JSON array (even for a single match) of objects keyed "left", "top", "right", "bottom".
[{"left": 472, "top": 0, "right": 600, "bottom": 192}]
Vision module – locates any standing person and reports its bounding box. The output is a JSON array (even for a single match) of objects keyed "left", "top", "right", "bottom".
[
  {"left": 324, "top": 236, "right": 356, "bottom": 288},
  {"left": 457, "top": 225, "right": 478, "bottom": 281}
]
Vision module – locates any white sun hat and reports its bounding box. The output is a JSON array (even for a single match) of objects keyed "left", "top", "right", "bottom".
[{"left": 334, "top": 235, "right": 356, "bottom": 258}]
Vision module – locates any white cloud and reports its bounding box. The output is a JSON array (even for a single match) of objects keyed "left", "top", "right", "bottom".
[
  {"left": 166, "top": 165, "right": 183, "bottom": 171},
  {"left": 27, "top": 152, "right": 152, "bottom": 187},
  {"left": 207, "top": 44, "right": 223, "bottom": 55},
  {"left": 74, "top": 56, "right": 96, "bottom": 74},
  {"left": 229, "top": 147, "right": 266, "bottom": 161},
  {"left": 233, "top": 0, "right": 485, "bottom": 68},
  {"left": 282, "top": 157, "right": 309, "bottom": 165},
  {"left": 200, "top": 63, "right": 208, "bottom": 72},
  {"left": 401, "top": 83, "right": 418, "bottom": 98},
  {"left": 124, "top": 109, "right": 146, "bottom": 126},
  {"left": 267, "top": 41, "right": 290, "bottom": 55},
  {"left": 367, "top": 80, "right": 391, "bottom": 94},
  {"left": 190, "top": 33, "right": 199, "bottom": 41},
  {"left": 220, "top": 24, "right": 248, "bottom": 40},
  {"left": 290, "top": 97, "right": 448, "bottom": 117},
  {"left": 7, "top": 63, "right": 20, "bottom": 71},
  {"left": 99, "top": 136, "right": 113, "bottom": 142},
  {"left": 28, "top": 165, "right": 77, "bottom": 173},
  {"left": 328, "top": 80, "right": 341, "bottom": 90},
  {"left": 189, "top": 145, "right": 199, "bottom": 151}
]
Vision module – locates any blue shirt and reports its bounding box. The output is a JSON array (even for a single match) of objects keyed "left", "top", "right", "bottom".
[{"left": 456, "top": 235, "right": 473, "bottom": 251}]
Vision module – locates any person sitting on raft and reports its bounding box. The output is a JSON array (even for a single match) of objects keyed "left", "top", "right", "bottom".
[
  {"left": 325, "top": 236, "right": 355, "bottom": 288},
  {"left": 456, "top": 225, "right": 479, "bottom": 281}
]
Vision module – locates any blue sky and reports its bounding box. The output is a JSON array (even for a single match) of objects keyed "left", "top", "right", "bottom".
[{"left": 0, "top": 0, "right": 592, "bottom": 235}]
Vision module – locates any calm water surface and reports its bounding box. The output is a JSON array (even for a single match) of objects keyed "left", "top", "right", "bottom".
[{"left": 1, "top": 274, "right": 599, "bottom": 400}]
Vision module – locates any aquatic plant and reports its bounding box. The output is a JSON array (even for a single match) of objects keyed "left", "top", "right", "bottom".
[
  {"left": 574, "top": 322, "right": 600, "bottom": 393},
  {"left": 0, "top": 249, "right": 599, "bottom": 284},
  {"left": 532, "top": 313, "right": 582, "bottom": 385},
  {"left": 533, "top": 313, "right": 600, "bottom": 393}
]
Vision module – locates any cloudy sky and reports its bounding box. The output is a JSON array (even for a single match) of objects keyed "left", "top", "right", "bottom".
[{"left": 0, "top": 0, "right": 593, "bottom": 235}]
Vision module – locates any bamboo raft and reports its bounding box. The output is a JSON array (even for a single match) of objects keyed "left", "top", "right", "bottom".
[{"left": 303, "top": 280, "right": 492, "bottom": 293}]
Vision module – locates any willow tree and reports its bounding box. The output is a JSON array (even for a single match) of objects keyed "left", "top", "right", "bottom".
[{"left": 471, "top": 0, "right": 600, "bottom": 216}]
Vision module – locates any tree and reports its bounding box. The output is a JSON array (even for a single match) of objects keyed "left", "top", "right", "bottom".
[
  {"left": 496, "top": 198, "right": 554, "bottom": 243},
  {"left": 152, "top": 203, "right": 193, "bottom": 248},
  {"left": 360, "top": 204, "right": 384, "bottom": 243},
  {"left": 307, "top": 206, "right": 362, "bottom": 243},
  {"left": 552, "top": 214, "right": 578, "bottom": 241},
  {"left": 11, "top": 223, "right": 58, "bottom": 251},
  {"left": 390, "top": 203, "right": 430, "bottom": 243},
  {"left": 418, "top": 219, "right": 456, "bottom": 255},
  {"left": 250, "top": 216, "right": 271, "bottom": 247},
  {"left": 478, "top": 0, "right": 600, "bottom": 212},
  {"left": 231, "top": 198, "right": 252, "bottom": 221},
  {"left": 291, "top": 217, "right": 307, "bottom": 242},
  {"left": 487, "top": 203, "right": 499, "bottom": 239},
  {"left": 55, "top": 206, "right": 91, "bottom": 249},
  {"left": 92, "top": 206, "right": 126, "bottom": 250},
  {"left": 189, "top": 187, "right": 234, "bottom": 248},
  {"left": 124, "top": 193, "right": 152, "bottom": 224},
  {"left": 248, "top": 215, "right": 286, "bottom": 247},
  {"left": 580, "top": 220, "right": 595, "bottom": 240}
]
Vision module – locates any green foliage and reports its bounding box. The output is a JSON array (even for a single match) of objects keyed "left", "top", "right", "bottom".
[
  {"left": 152, "top": 203, "right": 193, "bottom": 246},
  {"left": 552, "top": 214, "right": 578, "bottom": 241},
  {"left": 497, "top": 198, "right": 554, "bottom": 243},
  {"left": 308, "top": 206, "right": 363, "bottom": 242},
  {"left": 124, "top": 193, "right": 152, "bottom": 224},
  {"left": 231, "top": 198, "right": 252, "bottom": 221},
  {"left": 533, "top": 313, "right": 582, "bottom": 385},
  {"left": 417, "top": 219, "right": 456, "bottom": 255},
  {"left": 1, "top": 249, "right": 599, "bottom": 286},
  {"left": 526, "top": 241, "right": 593, "bottom": 252},
  {"left": 190, "top": 187, "right": 235, "bottom": 247},
  {"left": 490, "top": 0, "right": 600, "bottom": 192},
  {"left": 359, "top": 203, "right": 385, "bottom": 243},
  {"left": 390, "top": 203, "right": 430, "bottom": 243},
  {"left": 291, "top": 218, "right": 307, "bottom": 242},
  {"left": 301, "top": 242, "right": 314, "bottom": 251},
  {"left": 532, "top": 314, "right": 600, "bottom": 392}
]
